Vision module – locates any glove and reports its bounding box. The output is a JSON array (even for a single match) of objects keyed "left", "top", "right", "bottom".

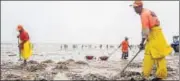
[
  {"left": 17, "top": 35, "right": 19, "bottom": 38},
  {"left": 139, "top": 43, "right": 144, "bottom": 50},
  {"left": 139, "top": 38, "right": 146, "bottom": 50},
  {"left": 129, "top": 47, "right": 132, "bottom": 50}
]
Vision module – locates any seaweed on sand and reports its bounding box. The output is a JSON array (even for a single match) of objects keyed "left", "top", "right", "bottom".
[
  {"left": 41, "top": 60, "right": 54, "bottom": 63},
  {"left": 75, "top": 61, "right": 88, "bottom": 65},
  {"left": 57, "top": 61, "right": 69, "bottom": 65},
  {"left": 83, "top": 73, "right": 109, "bottom": 80},
  {"left": 26, "top": 63, "right": 47, "bottom": 72},
  {"left": 112, "top": 71, "right": 142, "bottom": 80},
  {"left": 28, "top": 60, "right": 39, "bottom": 64},
  {"left": 66, "top": 59, "right": 75, "bottom": 63},
  {"left": 53, "top": 64, "right": 69, "bottom": 70}
]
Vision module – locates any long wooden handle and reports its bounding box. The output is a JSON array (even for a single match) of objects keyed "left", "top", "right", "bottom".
[
  {"left": 120, "top": 49, "right": 142, "bottom": 74},
  {"left": 18, "top": 38, "right": 21, "bottom": 59}
]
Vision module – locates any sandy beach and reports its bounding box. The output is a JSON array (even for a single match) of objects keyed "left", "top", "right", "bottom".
[{"left": 1, "top": 43, "right": 179, "bottom": 80}]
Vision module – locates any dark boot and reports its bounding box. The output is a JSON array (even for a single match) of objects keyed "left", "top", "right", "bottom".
[
  {"left": 124, "top": 54, "right": 127, "bottom": 59},
  {"left": 123, "top": 55, "right": 126, "bottom": 59},
  {"left": 152, "top": 78, "right": 162, "bottom": 81},
  {"left": 122, "top": 54, "right": 124, "bottom": 59},
  {"left": 126, "top": 52, "right": 128, "bottom": 58},
  {"left": 23, "top": 60, "right": 27, "bottom": 66}
]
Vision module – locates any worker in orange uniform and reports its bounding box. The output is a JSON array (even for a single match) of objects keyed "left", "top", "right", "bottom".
[
  {"left": 119, "top": 37, "right": 131, "bottom": 59},
  {"left": 17, "top": 25, "right": 32, "bottom": 65},
  {"left": 130, "top": 0, "right": 173, "bottom": 81}
]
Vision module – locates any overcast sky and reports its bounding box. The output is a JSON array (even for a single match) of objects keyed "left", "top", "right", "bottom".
[{"left": 1, "top": 1, "right": 179, "bottom": 44}]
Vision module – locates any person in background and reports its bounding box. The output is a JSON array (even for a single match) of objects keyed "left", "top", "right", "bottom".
[
  {"left": 60, "top": 45, "right": 63, "bottom": 50},
  {"left": 73, "top": 44, "right": 77, "bottom": 50},
  {"left": 99, "top": 44, "right": 102, "bottom": 49},
  {"left": 17, "top": 24, "right": 32, "bottom": 65},
  {"left": 119, "top": 37, "right": 131, "bottom": 59},
  {"left": 64, "top": 44, "right": 68, "bottom": 51},
  {"left": 130, "top": 0, "right": 173, "bottom": 81},
  {"left": 106, "top": 44, "right": 109, "bottom": 49},
  {"left": 82, "top": 44, "right": 84, "bottom": 49}
]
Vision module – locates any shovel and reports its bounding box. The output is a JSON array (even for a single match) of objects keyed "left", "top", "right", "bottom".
[
  {"left": 112, "top": 49, "right": 142, "bottom": 80},
  {"left": 120, "top": 49, "right": 142, "bottom": 74}
]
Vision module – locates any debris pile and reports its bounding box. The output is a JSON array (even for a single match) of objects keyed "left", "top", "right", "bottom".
[
  {"left": 26, "top": 63, "right": 47, "bottom": 72},
  {"left": 120, "top": 71, "right": 141, "bottom": 77},
  {"left": 57, "top": 61, "right": 69, "bottom": 65},
  {"left": 41, "top": 60, "right": 54, "bottom": 63},
  {"left": 4, "top": 74, "right": 22, "bottom": 80},
  {"left": 54, "top": 64, "right": 69, "bottom": 70},
  {"left": 112, "top": 71, "right": 142, "bottom": 80},
  {"left": 34, "top": 72, "right": 54, "bottom": 81},
  {"left": 65, "top": 59, "right": 75, "bottom": 64},
  {"left": 75, "top": 61, "right": 88, "bottom": 65},
  {"left": 66, "top": 73, "right": 84, "bottom": 80},
  {"left": 28, "top": 60, "right": 39, "bottom": 64},
  {"left": 83, "top": 73, "right": 109, "bottom": 80},
  {"left": 66, "top": 59, "right": 75, "bottom": 63}
]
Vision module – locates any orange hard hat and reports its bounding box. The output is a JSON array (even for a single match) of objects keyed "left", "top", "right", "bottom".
[
  {"left": 130, "top": 0, "right": 143, "bottom": 7},
  {"left": 17, "top": 24, "right": 24, "bottom": 31}
]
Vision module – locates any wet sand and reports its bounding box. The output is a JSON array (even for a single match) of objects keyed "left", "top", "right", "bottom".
[
  {"left": 1, "top": 55, "right": 179, "bottom": 80},
  {"left": 1, "top": 44, "right": 179, "bottom": 80}
]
